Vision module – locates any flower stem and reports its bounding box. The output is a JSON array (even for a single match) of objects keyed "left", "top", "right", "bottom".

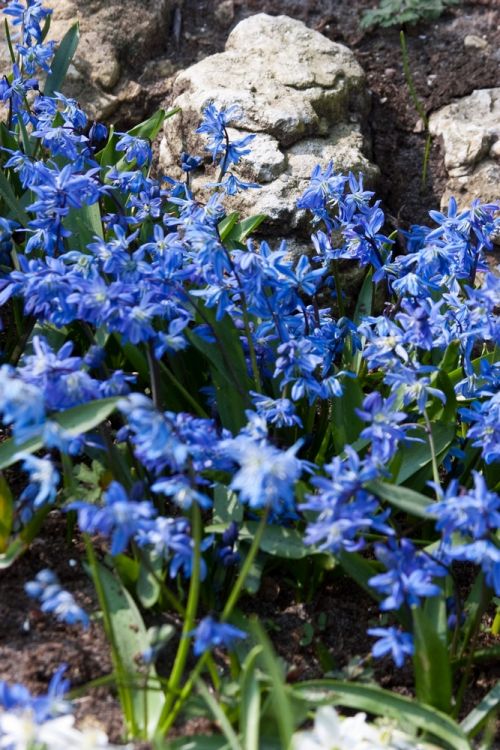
[
  {"left": 156, "top": 508, "right": 269, "bottom": 737},
  {"left": 423, "top": 409, "right": 440, "bottom": 494},
  {"left": 156, "top": 504, "right": 202, "bottom": 729}
]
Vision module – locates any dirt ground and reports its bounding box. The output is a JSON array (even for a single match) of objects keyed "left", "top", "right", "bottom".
[{"left": 1, "top": 0, "right": 500, "bottom": 744}]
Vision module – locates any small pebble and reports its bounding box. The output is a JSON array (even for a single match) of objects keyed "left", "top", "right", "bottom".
[
  {"left": 464, "top": 34, "right": 488, "bottom": 50},
  {"left": 384, "top": 67, "right": 396, "bottom": 78}
]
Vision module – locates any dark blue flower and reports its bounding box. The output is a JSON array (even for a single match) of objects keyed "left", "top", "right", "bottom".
[
  {"left": 368, "top": 627, "right": 414, "bottom": 668},
  {"left": 190, "top": 616, "right": 246, "bottom": 656}
]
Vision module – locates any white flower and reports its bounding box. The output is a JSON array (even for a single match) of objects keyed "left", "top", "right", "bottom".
[
  {"left": 292, "top": 707, "right": 444, "bottom": 750},
  {"left": 0, "top": 710, "right": 132, "bottom": 750},
  {"left": 0, "top": 710, "right": 38, "bottom": 750},
  {"left": 291, "top": 706, "right": 388, "bottom": 750}
]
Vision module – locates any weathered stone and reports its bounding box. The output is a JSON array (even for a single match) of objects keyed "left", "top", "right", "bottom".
[
  {"left": 160, "top": 14, "right": 378, "bottom": 236},
  {"left": 429, "top": 88, "right": 500, "bottom": 208}
]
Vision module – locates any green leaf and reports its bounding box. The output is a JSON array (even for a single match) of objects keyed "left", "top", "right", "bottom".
[
  {"left": 89, "top": 561, "right": 165, "bottom": 736},
  {"left": 338, "top": 550, "right": 378, "bottom": 600},
  {"left": 460, "top": 681, "right": 500, "bottom": 737},
  {"left": 243, "top": 554, "right": 264, "bottom": 595},
  {"left": 213, "top": 484, "right": 244, "bottom": 525},
  {"left": 240, "top": 646, "right": 262, "bottom": 750},
  {"left": 128, "top": 108, "right": 172, "bottom": 141},
  {"left": 218, "top": 212, "right": 240, "bottom": 241},
  {"left": 367, "top": 480, "right": 433, "bottom": 518},
  {"left": 0, "top": 397, "right": 119, "bottom": 470},
  {"left": 0, "top": 170, "right": 29, "bottom": 225},
  {"left": 250, "top": 620, "right": 294, "bottom": 750},
  {"left": 353, "top": 269, "right": 374, "bottom": 326},
  {"left": 44, "top": 23, "right": 80, "bottom": 97},
  {"left": 226, "top": 214, "right": 267, "bottom": 245},
  {"left": 412, "top": 606, "right": 452, "bottom": 713},
  {"left": 136, "top": 549, "right": 163, "bottom": 609},
  {"left": 96, "top": 124, "right": 118, "bottom": 168},
  {"left": 292, "top": 680, "right": 471, "bottom": 750},
  {"left": 197, "top": 680, "right": 241, "bottom": 750},
  {"left": 64, "top": 200, "right": 104, "bottom": 251},
  {"left": 242, "top": 523, "right": 308, "bottom": 560},
  {"left": 394, "top": 422, "right": 455, "bottom": 485},
  {"left": 187, "top": 306, "right": 252, "bottom": 432},
  {"left": 0, "top": 506, "right": 51, "bottom": 569},
  {"left": 331, "top": 376, "right": 365, "bottom": 452},
  {"left": 0, "top": 474, "right": 14, "bottom": 553}
]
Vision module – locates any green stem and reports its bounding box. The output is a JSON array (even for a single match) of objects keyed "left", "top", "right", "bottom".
[
  {"left": 158, "top": 361, "right": 209, "bottom": 418},
  {"left": 423, "top": 409, "right": 440, "bottom": 493},
  {"left": 222, "top": 507, "right": 268, "bottom": 619},
  {"left": 453, "top": 583, "right": 491, "bottom": 717},
  {"left": 146, "top": 342, "right": 162, "bottom": 409},
  {"left": 156, "top": 508, "right": 269, "bottom": 736},
  {"left": 332, "top": 261, "right": 345, "bottom": 318},
  {"left": 156, "top": 504, "right": 202, "bottom": 727},
  {"left": 241, "top": 302, "right": 262, "bottom": 393},
  {"left": 84, "top": 535, "right": 137, "bottom": 737}
]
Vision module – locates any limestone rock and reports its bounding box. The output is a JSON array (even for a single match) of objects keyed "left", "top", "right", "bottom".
[
  {"left": 429, "top": 88, "right": 500, "bottom": 208},
  {"left": 160, "top": 14, "right": 378, "bottom": 236}
]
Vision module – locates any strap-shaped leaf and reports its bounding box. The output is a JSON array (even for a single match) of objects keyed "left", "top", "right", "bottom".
[
  {"left": 44, "top": 22, "right": 80, "bottom": 97},
  {"left": 293, "top": 680, "right": 471, "bottom": 750},
  {"left": 0, "top": 397, "right": 119, "bottom": 470}
]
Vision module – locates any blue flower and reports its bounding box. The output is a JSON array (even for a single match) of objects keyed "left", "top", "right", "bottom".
[
  {"left": 301, "top": 447, "right": 391, "bottom": 553},
  {"left": 0, "top": 366, "right": 46, "bottom": 443},
  {"left": 180, "top": 152, "right": 203, "bottom": 172},
  {"left": 116, "top": 133, "right": 152, "bottom": 167},
  {"left": 368, "top": 627, "right": 414, "bottom": 668},
  {"left": 3, "top": 0, "right": 51, "bottom": 45},
  {"left": 221, "top": 429, "right": 306, "bottom": 518},
  {"left": 16, "top": 452, "right": 59, "bottom": 522},
  {"left": 250, "top": 392, "right": 303, "bottom": 428},
  {"left": 69, "top": 481, "right": 156, "bottom": 556},
  {"left": 297, "top": 162, "right": 347, "bottom": 216},
  {"left": 461, "top": 392, "right": 500, "bottom": 465},
  {"left": 428, "top": 472, "right": 500, "bottom": 541},
  {"left": 190, "top": 616, "right": 246, "bottom": 656},
  {"left": 369, "top": 539, "right": 446, "bottom": 611},
  {"left": 25, "top": 569, "right": 89, "bottom": 629},
  {"left": 356, "top": 392, "right": 409, "bottom": 465}
]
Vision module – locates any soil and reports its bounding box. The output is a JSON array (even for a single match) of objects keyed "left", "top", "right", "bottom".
[{"left": 1, "top": 0, "right": 500, "bottom": 745}]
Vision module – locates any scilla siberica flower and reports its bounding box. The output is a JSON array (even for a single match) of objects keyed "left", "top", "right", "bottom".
[
  {"left": 355, "top": 392, "right": 410, "bottom": 465},
  {"left": 68, "top": 481, "right": 155, "bottom": 556},
  {"left": 301, "top": 447, "right": 392, "bottom": 554},
  {"left": 367, "top": 626, "right": 414, "bottom": 668},
  {"left": 16, "top": 452, "right": 59, "bottom": 522},
  {"left": 0, "top": 366, "right": 46, "bottom": 443},
  {"left": 369, "top": 539, "right": 446, "bottom": 611},
  {"left": 25, "top": 569, "right": 89, "bottom": 628},
  {"left": 189, "top": 616, "right": 246, "bottom": 657},
  {"left": 221, "top": 425, "right": 307, "bottom": 518}
]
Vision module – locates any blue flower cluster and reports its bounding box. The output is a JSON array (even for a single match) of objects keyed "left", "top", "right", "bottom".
[
  {"left": 25, "top": 569, "right": 89, "bottom": 628},
  {"left": 0, "top": 0, "right": 498, "bottom": 685}
]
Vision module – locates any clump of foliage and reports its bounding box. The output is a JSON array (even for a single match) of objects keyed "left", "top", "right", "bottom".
[
  {"left": 0, "top": 1, "right": 499, "bottom": 749},
  {"left": 361, "top": 0, "right": 459, "bottom": 29}
]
